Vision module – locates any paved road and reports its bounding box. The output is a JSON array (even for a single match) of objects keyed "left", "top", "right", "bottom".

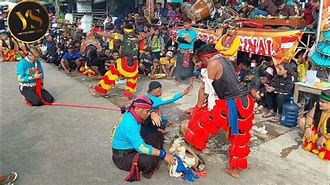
[{"left": 0, "top": 62, "right": 329, "bottom": 185}]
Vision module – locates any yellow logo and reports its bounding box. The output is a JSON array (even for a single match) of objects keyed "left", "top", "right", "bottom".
[{"left": 7, "top": 0, "right": 49, "bottom": 43}]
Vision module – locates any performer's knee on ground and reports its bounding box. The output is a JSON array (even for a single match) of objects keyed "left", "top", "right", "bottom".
[{"left": 30, "top": 99, "right": 43, "bottom": 106}]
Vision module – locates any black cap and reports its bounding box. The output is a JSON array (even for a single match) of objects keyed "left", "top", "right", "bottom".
[
  {"left": 68, "top": 45, "right": 74, "bottom": 49},
  {"left": 147, "top": 81, "right": 162, "bottom": 93}
]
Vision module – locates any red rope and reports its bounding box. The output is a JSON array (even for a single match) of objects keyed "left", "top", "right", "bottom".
[
  {"left": 45, "top": 102, "right": 121, "bottom": 112},
  {"left": 32, "top": 72, "right": 120, "bottom": 112}
]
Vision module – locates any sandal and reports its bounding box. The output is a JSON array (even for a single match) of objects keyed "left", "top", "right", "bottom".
[
  {"left": 0, "top": 171, "right": 18, "bottom": 185},
  {"left": 270, "top": 116, "right": 281, "bottom": 123}
]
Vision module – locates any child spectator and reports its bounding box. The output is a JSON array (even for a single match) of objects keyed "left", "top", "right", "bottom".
[
  {"left": 159, "top": 51, "right": 176, "bottom": 78},
  {"left": 150, "top": 27, "right": 164, "bottom": 60},
  {"left": 139, "top": 47, "right": 158, "bottom": 76},
  {"left": 292, "top": 48, "right": 309, "bottom": 82}
]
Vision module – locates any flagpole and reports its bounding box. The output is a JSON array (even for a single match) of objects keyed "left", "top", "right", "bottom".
[{"left": 316, "top": 0, "right": 324, "bottom": 43}]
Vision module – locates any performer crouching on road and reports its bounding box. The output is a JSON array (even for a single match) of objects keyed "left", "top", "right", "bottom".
[
  {"left": 111, "top": 95, "right": 175, "bottom": 181},
  {"left": 17, "top": 47, "right": 54, "bottom": 106}
]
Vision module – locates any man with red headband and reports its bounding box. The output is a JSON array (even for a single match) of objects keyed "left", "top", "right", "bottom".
[
  {"left": 111, "top": 95, "right": 175, "bottom": 181},
  {"left": 184, "top": 45, "right": 254, "bottom": 178}
]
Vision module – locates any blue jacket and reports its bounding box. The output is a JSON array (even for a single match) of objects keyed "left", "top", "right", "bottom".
[
  {"left": 17, "top": 57, "right": 44, "bottom": 86},
  {"left": 112, "top": 112, "right": 154, "bottom": 155},
  {"left": 147, "top": 93, "right": 183, "bottom": 109},
  {"left": 177, "top": 29, "right": 197, "bottom": 51}
]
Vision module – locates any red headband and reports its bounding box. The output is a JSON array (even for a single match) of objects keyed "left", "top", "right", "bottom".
[
  {"left": 132, "top": 95, "right": 153, "bottom": 109},
  {"left": 198, "top": 52, "right": 218, "bottom": 59}
]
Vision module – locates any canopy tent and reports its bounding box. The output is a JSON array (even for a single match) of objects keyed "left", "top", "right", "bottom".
[{"left": 311, "top": 30, "right": 330, "bottom": 68}]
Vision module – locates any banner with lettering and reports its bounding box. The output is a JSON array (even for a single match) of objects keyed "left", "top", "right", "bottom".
[
  {"left": 168, "top": 27, "right": 303, "bottom": 66},
  {"left": 320, "top": 0, "right": 330, "bottom": 32}
]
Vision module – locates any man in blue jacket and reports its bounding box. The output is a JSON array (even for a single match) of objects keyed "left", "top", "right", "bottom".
[
  {"left": 112, "top": 95, "right": 175, "bottom": 180},
  {"left": 17, "top": 47, "right": 54, "bottom": 106}
]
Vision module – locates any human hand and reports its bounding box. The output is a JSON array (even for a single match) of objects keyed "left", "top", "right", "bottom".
[
  {"left": 317, "top": 135, "right": 326, "bottom": 147},
  {"left": 304, "top": 127, "right": 312, "bottom": 141},
  {"left": 165, "top": 154, "right": 176, "bottom": 165},
  {"left": 183, "top": 80, "right": 193, "bottom": 95},
  {"left": 34, "top": 73, "right": 42, "bottom": 79},
  {"left": 150, "top": 112, "right": 162, "bottom": 127}
]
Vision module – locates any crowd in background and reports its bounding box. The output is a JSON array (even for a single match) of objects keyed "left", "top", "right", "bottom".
[{"left": 0, "top": 0, "right": 328, "bottom": 119}]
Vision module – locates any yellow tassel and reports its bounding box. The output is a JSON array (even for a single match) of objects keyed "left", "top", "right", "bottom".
[
  {"left": 125, "top": 86, "right": 136, "bottom": 93},
  {"left": 318, "top": 152, "right": 325, "bottom": 159},
  {"left": 304, "top": 143, "right": 312, "bottom": 151},
  {"left": 98, "top": 80, "right": 112, "bottom": 90},
  {"left": 311, "top": 149, "right": 319, "bottom": 154},
  {"left": 126, "top": 77, "right": 138, "bottom": 84}
]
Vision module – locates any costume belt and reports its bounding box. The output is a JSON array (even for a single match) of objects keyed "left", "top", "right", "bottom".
[
  {"left": 179, "top": 49, "right": 193, "bottom": 54},
  {"left": 112, "top": 148, "right": 135, "bottom": 156}
]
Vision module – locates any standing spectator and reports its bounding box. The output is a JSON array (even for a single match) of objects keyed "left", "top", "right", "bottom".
[
  {"left": 175, "top": 18, "right": 197, "bottom": 81},
  {"left": 292, "top": 49, "right": 309, "bottom": 82},
  {"left": 139, "top": 25, "right": 151, "bottom": 53},
  {"left": 167, "top": 3, "right": 176, "bottom": 23},
  {"left": 60, "top": 45, "right": 83, "bottom": 74},
  {"left": 150, "top": 27, "right": 164, "bottom": 60}
]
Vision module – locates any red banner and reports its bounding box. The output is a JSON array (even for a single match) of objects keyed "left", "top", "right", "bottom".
[{"left": 169, "top": 27, "right": 303, "bottom": 66}]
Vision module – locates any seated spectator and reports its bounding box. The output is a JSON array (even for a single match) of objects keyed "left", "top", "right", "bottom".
[
  {"left": 72, "top": 40, "right": 81, "bottom": 52},
  {"left": 276, "top": 1, "right": 296, "bottom": 17},
  {"left": 139, "top": 47, "right": 158, "bottom": 76},
  {"left": 60, "top": 45, "right": 83, "bottom": 74},
  {"left": 253, "top": 72, "right": 273, "bottom": 114},
  {"left": 298, "top": 89, "right": 330, "bottom": 160},
  {"left": 263, "top": 63, "right": 294, "bottom": 122},
  {"left": 237, "top": 2, "right": 254, "bottom": 18},
  {"left": 250, "top": 0, "right": 277, "bottom": 18},
  {"left": 238, "top": 61, "right": 250, "bottom": 82},
  {"left": 244, "top": 61, "right": 261, "bottom": 97},
  {"left": 85, "top": 47, "right": 106, "bottom": 76},
  {"left": 159, "top": 51, "right": 176, "bottom": 79},
  {"left": 45, "top": 34, "right": 59, "bottom": 65}
]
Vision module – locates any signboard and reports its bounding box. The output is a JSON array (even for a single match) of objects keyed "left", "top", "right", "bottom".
[
  {"left": 169, "top": 27, "right": 303, "bottom": 66},
  {"left": 320, "top": 0, "right": 330, "bottom": 32},
  {"left": 7, "top": 0, "right": 49, "bottom": 43}
]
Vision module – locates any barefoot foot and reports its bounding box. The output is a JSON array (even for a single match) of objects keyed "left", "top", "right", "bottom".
[{"left": 222, "top": 168, "right": 240, "bottom": 179}]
